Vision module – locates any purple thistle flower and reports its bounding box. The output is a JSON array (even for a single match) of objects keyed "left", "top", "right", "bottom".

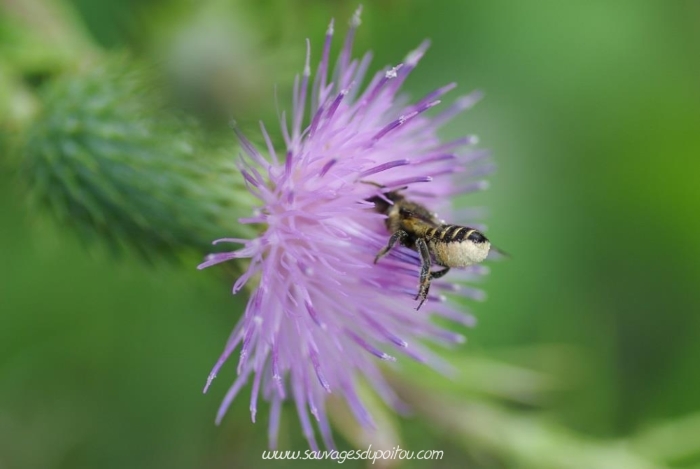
[{"left": 198, "top": 7, "right": 492, "bottom": 449}]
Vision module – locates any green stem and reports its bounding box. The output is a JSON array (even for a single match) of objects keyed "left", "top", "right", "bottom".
[
  {"left": 630, "top": 412, "right": 700, "bottom": 465},
  {"left": 1, "top": 0, "right": 98, "bottom": 63},
  {"left": 394, "top": 376, "right": 668, "bottom": 469}
]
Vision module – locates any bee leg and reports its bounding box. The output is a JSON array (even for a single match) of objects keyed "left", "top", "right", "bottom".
[
  {"left": 374, "top": 230, "right": 408, "bottom": 264},
  {"left": 415, "top": 238, "right": 432, "bottom": 310},
  {"left": 431, "top": 267, "right": 451, "bottom": 279}
]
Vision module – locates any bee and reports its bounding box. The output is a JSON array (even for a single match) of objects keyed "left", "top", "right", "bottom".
[{"left": 368, "top": 189, "right": 491, "bottom": 310}]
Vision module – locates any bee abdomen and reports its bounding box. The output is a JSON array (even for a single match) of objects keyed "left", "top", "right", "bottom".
[
  {"left": 434, "top": 225, "right": 464, "bottom": 242},
  {"left": 436, "top": 225, "right": 488, "bottom": 244}
]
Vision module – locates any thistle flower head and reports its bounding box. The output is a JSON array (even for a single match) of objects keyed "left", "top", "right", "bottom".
[
  {"left": 21, "top": 61, "right": 256, "bottom": 259},
  {"left": 199, "top": 8, "right": 492, "bottom": 449}
]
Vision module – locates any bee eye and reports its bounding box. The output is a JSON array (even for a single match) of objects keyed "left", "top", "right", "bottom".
[{"left": 467, "top": 231, "right": 488, "bottom": 244}]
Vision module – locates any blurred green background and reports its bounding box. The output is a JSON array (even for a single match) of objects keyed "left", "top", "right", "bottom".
[{"left": 2, "top": 0, "right": 700, "bottom": 468}]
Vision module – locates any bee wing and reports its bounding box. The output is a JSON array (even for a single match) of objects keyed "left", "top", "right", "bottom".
[{"left": 401, "top": 215, "right": 430, "bottom": 233}]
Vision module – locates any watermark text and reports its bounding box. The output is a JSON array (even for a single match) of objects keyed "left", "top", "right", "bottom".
[{"left": 262, "top": 445, "right": 444, "bottom": 464}]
